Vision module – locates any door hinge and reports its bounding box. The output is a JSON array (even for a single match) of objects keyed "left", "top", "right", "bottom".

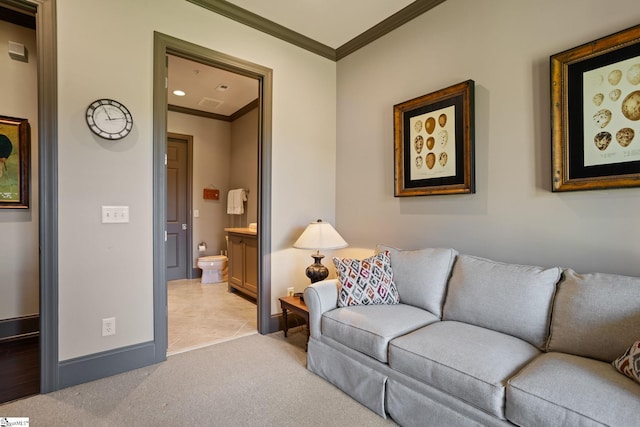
[{"left": 164, "top": 230, "right": 167, "bottom": 242}]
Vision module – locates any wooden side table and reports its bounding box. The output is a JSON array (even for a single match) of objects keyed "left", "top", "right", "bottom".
[{"left": 279, "top": 295, "right": 310, "bottom": 350}]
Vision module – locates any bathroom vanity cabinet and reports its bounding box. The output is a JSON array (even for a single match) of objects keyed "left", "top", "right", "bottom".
[{"left": 226, "top": 228, "right": 258, "bottom": 299}]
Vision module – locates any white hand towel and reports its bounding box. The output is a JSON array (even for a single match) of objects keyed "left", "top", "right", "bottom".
[{"left": 227, "top": 189, "right": 247, "bottom": 215}]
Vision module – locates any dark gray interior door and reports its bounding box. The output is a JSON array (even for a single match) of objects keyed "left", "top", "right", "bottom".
[{"left": 166, "top": 138, "right": 188, "bottom": 281}]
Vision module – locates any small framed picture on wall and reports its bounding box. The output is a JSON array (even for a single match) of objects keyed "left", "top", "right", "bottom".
[
  {"left": 0, "top": 115, "right": 30, "bottom": 208},
  {"left": 393, "top": 80, "right": 475, "bottom": 197}
]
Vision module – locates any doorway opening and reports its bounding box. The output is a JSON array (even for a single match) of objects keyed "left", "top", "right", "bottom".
[
  {"left": 164, "top": 52, "right": 261, "bottom": 355},
  {"left": 165, "top": 94, "right": 259, "bottom": 354},
  {"left": 1, "top": 0, "right": 41, "bottom": 402},
  {"left": 0, "top": 0, "right": 58, "bottom": 394},
  {"left": 152, "top": 32, "right": 273, "bottom": 363}
]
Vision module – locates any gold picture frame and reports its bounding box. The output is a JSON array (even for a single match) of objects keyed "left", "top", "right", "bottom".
[
  {"left": 393, "top": 80, "right": 475, "bottom": 197},
  {"left": 551, "top": 24, "right": 640, "bottom": 192},
  {"left": 0, "top": 115, "right": 30, "bottom": 208}
]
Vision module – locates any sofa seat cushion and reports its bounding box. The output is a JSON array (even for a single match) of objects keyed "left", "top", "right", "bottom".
[
  {"left": 388, "top": 320, "right": 541, "bottom": 419},
  {"left": 322, "top": 304, "right": 438, "bottom": 363},
  {"left": 506, "top": 352, "right": 640, "bottom": 427}
]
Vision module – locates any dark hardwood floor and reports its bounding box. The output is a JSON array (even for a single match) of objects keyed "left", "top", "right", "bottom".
[{"left": 0, "top": 335, "right": 39, "bottom": 404}]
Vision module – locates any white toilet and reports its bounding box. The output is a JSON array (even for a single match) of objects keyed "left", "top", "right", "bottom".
[{"left": 197, "top": 255, "right": 228, "bottom": 284}]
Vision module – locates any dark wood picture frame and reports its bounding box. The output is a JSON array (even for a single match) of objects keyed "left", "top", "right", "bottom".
[
  {"left": 394, "top": 80, "right": 475, "bottom": 197},
  {"left": 551, "top": 24, "right": 640, "bottom": 192},
  {"left": 0, "top": 115, "right": 30, "bottom": 208}
]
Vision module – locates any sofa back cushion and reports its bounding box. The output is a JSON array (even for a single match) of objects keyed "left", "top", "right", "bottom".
[
  {"left": 376, "top": 245, "right": 457, "bottom": 318},
  {"left": 547, "top": 269, "right": 640, "bottom": 362},
  {"left": 443, "top": 254, "right": 561, "bottom": 349}
]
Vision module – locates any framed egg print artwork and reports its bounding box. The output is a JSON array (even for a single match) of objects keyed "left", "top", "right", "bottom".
[
  {"left": 551, "top": 24, "right": 640, "bottom": 192},
  {"left": 0, "top": 115, "right": 30, "bottom": 209},
  {"left": 393, "top": 80, "right": 475, "bottom": 197}
]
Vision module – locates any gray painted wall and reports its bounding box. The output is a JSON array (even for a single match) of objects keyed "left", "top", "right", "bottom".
[
  {"left": 335, "top": 0, "right": 640, "bottom": 277},
  {"left": 230, "top": 107, "right": 259, "bottom": 227}
]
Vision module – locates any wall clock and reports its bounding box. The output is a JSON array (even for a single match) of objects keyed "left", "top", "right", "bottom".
[{"left": 86, "top": 99, "right": 133, "bottom": 140}]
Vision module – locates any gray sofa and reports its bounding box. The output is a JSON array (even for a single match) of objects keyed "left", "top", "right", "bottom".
[{"left": 303, "top": 246, "right": 640, "bottom": 426}]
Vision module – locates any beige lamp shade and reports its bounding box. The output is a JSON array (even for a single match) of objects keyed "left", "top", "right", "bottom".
[
  {"left": 293, "top": 219, "right": 347, "bottom": 284},
  {"left": 293, "top": 219, "right": 348, "bottom": 250}
]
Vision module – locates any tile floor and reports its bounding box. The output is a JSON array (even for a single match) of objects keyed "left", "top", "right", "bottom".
[{"left": 167, "top": 278, "right": 257, "bottom": 356}]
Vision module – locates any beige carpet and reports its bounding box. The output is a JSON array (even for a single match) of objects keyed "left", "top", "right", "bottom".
[
  {"left": 0, "top": 332, "right": 396, "bottom": 426},
  {"left": 168, "top": 279, "right": 257, "bottom": 355}
]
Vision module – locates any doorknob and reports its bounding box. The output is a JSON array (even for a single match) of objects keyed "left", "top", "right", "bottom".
[{"left": 182, "top": 224, "right": 187, "bottom": 230}]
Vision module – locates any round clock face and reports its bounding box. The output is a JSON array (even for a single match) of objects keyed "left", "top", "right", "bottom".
[{"left": 86, "top": 99, "right": 133, "bottom": 140}]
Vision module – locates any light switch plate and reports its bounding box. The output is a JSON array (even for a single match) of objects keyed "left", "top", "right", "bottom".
[{"left": 102, "top": 205, "right": 130, "bottom": 223}]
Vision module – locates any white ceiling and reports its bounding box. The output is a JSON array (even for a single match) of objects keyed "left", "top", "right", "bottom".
[
  {"left": 225, "top": 0, "right": 415, "bottom": 49},
  {"left": 168, "top": 0, "right": 418, "bottom": 116},
  {"left": 167, "top": 55, "right": 259, "bottom": 117}
]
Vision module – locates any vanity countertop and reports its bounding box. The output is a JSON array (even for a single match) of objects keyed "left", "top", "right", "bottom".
[{"left": 225, "top": 227, "right": 257, "bottom": 236}]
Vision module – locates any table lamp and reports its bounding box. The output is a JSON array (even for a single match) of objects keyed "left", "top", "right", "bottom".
[{"left": 293, "top": 219, "right": 348, "bottom": 283}]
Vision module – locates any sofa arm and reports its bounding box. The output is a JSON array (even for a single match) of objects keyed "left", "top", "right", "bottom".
[{"left": 304, "top": 279, "right": 339, "bottom": 338}]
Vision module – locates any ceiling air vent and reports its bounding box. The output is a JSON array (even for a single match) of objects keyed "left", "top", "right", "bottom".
[{"left": 198, "top": 97, "right": 224, "bottom": 109}]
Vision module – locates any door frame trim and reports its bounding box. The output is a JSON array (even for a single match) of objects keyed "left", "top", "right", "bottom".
[
  {"left": 153, "top": 32, "right": 273, "bottom": 362},
  {"left": 31, "top": 0, "right": 59, "bottom": 393},
  {"left": 167, "top": 132, "right": 194, "bottom": 280}
]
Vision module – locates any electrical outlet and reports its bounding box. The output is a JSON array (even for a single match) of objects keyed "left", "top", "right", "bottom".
[{"left": 102, "top": 317, "right": 116, "bottom": 336}]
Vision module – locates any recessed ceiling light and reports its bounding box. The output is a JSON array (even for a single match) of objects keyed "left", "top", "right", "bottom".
[{"left": 173, "top": 90, "right": 186, "bottom": 96}]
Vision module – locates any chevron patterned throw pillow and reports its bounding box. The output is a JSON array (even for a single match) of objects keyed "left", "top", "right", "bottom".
[
  {"left": 612, "top": 339, "right": 640, "bottom": 384},
  {"left": 334, "top": 251, "right": 399, "bottom": 307}
]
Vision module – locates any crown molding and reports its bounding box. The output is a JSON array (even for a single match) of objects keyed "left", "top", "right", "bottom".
[
  {"left": 169, "top": 98, "right": 258, "bottom": 122},
  {"left": 1, "top": 0, "right": 36, "bottom": 14},
  {"left": 335, "top": 0, "right": 447, "bottom": 60},
  {"left": 0, "top": 2, "right": 36, "bottom": 29},
  {"left": 186, "top": 0, "right": 336, "bottom": 60},
  {"left": 169, "top": 104, "right": 231, "bottom": 121},
  {"left": 230, "top": 97, "right": 259, "bottom": 121},
  {"left": 186, "top": 0, "right": 446, "bottom": 62}
]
